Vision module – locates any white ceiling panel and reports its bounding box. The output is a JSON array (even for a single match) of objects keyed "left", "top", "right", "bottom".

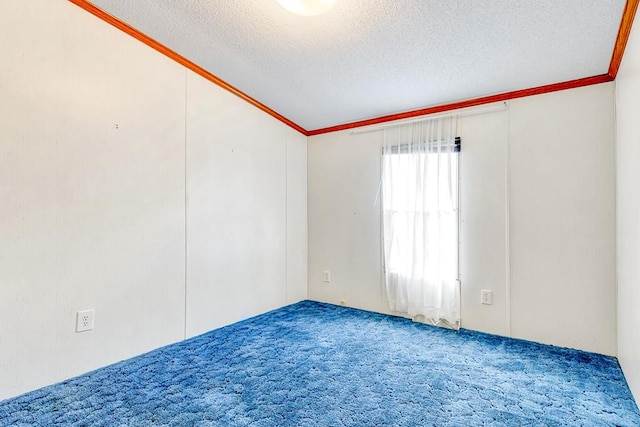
[{"left": 88, "top": 0, "right": 626, "bottom": 131}]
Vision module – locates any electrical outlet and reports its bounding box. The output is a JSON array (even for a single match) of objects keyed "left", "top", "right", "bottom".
[
  {"left": 323, "top": 270, "right": 331, "bottom": 283},
  {"left": 481, "top": 290, "right": 493, "bottom": 305},
  {"left": 76, "top": 309, "right": 95, "bottom": 332}
]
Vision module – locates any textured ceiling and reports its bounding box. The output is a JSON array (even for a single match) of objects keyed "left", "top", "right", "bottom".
[{"left": 89, "top": 0, "right": 626, "bottom": 131}]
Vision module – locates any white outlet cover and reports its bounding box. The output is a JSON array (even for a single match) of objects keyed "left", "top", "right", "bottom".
[
  {"left": 481, "top": 290, "right": 493, "bottom": 305},
  {"left": 76, "top": 309, "right": 95, "bottom": 332},
  {"left": 323, "top": 271, "right": 331, "bottom": 283}
]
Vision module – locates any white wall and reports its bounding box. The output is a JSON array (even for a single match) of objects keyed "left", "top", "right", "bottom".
[
  {"left": 307, "top": 130, "right": 385, "bottom": 314},
  {"left": 459, "top": 110, "right": 510, "bottom": 337},
  {"left": 308, "top": 83, "right": 616, "bottom": 355},
  {"left": 0, "top": 0, "right": 307, "bottom": 400},
  {"left": 185, "top": 71, "right": 307, "bottom": 337},
  {"left": 509, "top": 85, "right": 616, "bottom": 354},
  {"left": 616, "top": 15, "right": 640, "bottom": 402},
  {"left": 286, "top": 127, "right": 309, "bottom": 305},
  {"left": 0, "top": 0, "right": 186, "bottom": 400}
]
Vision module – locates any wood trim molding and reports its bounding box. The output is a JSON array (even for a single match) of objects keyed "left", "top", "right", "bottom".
[
  {"left": 67, "top": 0, "right": 310, "bottom": 136},
  {"left": 307, "top": 74, "right": 613, "bottom": 136},
  {"left": 609, "top": 0, "right": 640, "bottom": 79}
]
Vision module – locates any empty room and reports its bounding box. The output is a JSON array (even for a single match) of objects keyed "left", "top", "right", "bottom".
[{"left": 2, "top": 0, "right": 640, "bottom": 425}]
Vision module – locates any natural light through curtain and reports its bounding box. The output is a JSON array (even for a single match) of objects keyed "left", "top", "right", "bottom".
[{"left": 382, "top": 116, "right": 460, "bottom": 328}]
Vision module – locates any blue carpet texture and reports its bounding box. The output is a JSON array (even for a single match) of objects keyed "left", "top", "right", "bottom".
[{"left": 1, "top": 301, "right": 638, "bottom": 426}]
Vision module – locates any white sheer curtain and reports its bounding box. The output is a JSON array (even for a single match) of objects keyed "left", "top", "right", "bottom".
[{"left": 382, "top": 116, "right": 460, "bottom": 328}]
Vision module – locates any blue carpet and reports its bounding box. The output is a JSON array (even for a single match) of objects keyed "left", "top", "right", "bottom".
[{"left": 1, "top": 301, "right": 638, "bottom": 426}]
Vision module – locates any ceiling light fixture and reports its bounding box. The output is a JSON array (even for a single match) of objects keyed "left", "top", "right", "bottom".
[{"left": 276, "top": 0, "right": 336, "bottom": 16}]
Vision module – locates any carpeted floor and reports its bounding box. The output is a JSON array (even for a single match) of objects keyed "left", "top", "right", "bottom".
[{"left": 1, "top": 301, "right": 638, "bottom": 426}]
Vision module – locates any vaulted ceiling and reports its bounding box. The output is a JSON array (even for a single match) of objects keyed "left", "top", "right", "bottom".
[{"left": 77, "top": 0, "right": 631, "bottom": 134}]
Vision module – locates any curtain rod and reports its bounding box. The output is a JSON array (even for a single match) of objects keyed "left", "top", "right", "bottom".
[{"left": 349, "top": 102, "right": 509, "bottom": 135}]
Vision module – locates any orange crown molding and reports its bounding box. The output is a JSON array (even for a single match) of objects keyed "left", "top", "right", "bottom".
[
  {"left": 67, "top": 0, "right": 309, "bottom": 136},
  {"left": 68, "top": 0, "right": 636, "bottom": 137},
  {"left": 609, "top": 0, "right": 640, "bottom": 78},
  {"left": 307, "top": 74, "right": 613, "bottom": 135}
]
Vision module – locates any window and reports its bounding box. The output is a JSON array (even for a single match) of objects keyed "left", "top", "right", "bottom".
[{"left": 381, "top": 120, "right": 460, "bottom": 327}]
